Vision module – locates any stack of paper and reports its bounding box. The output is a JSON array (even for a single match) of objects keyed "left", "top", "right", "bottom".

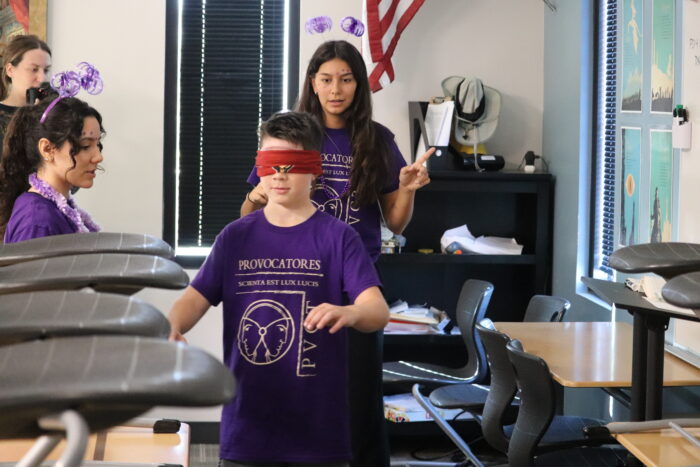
[
  {"left": 389, "top": 301, "right": 444, "bottom": 325},
  {"left": 440, "top": 224, "right": 523, "bottom": 255}
]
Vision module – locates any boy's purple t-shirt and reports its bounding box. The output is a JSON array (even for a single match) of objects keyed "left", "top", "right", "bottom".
[
  {"left": 4, "top": 192, "right": 77, "bottom": 243},
  {"left": 248, "top": 125, "right": 406, "bottom": 261},
  {"left": 191, "top": 209, "right": 381, "bottom": 463}
]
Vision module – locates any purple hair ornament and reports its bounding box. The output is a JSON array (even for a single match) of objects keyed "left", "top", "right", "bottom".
[
  {"left": 340, "top": 16, "right": 365, "bottom": 37},
  {"left": 41, "top": 62, "right": 103, "bottom": 124},
  {"left": 305, "top": 16, "right": 332, "bottom": 34}
]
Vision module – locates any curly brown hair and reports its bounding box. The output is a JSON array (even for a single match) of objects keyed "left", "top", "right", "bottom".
[{"left": 0, "top": 97, "right": 104, "bottom": 238}]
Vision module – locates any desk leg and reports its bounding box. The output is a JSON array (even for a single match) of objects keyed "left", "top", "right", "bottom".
[
  {"left": 645, "top": 315, "right": 668, "bottom": 420},
  {"left": 630, "top": 312, "right": 647, "bottom": 421}
]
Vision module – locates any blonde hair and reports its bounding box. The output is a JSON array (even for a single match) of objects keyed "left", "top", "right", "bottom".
[{"left": 0, "top": 34, "right": 52, "bottom": 100}]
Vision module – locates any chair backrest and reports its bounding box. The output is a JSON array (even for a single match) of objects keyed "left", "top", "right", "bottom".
[
  {"left": 0, "top": 253, "right": 189, "bottom": 296},
  {"left": 0, "top": 335, "right": 235, "bottom": 440},
  {"left": 609, "top": 242, "right": 700, "bottom": 279},
  {"left": 0, "top": 291, "right": 170, "bottom": 347},
  {"left": 475, "top": 318, "right": 518, "bottom": 454},
  {"left": 0, "top": 232, "right": 174, "bottom": 267},
  {"left": 455, "top": 279, "right": 494, "bottom": 383},
  {"left": 522, "top": 295, "right": 570, "bottom": 323},
  {"left": 505, "top": 340, "right": 557, "bottom": 467}
]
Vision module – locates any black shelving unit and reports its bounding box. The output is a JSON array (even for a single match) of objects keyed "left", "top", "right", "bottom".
[
  {"left": 380, "top": 170, "right": 554, "bottom": 440},
  {"left": 378, "top": 170, "right": 554, "bottom": 325}
]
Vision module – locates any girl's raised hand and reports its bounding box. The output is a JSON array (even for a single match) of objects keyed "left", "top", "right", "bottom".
[{"left": 399, "top": 147, "right": 435, "bottom": 191}]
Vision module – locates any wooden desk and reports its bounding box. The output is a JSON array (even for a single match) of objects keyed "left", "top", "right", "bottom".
[
  {"left": 493, "top": 321, "right": 700, "bottom": 388},
  {"left": 614, "top": 427, "right": 700, "bottom": 467},
  {"left": 0, "top": 423, "right": 190, "bottom": 466}
]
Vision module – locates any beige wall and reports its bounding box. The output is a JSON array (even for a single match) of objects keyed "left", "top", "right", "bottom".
[{"left": 300, "top": 0, "right": 545, "bottom": 167}]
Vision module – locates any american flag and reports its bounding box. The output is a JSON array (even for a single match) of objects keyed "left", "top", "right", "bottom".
[{"left": 362, "top": 0, "right": 426, "bottom": 93}]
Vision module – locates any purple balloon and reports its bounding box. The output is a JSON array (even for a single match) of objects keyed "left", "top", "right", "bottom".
[
  {"left": 305, "top": 16, "right": 332, "bottom": 34},
  {"left": 340, "top": 16, "right": 365, "bottom": 37}
]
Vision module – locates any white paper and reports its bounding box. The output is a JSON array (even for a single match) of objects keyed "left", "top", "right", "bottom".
[
  {"left": 424, "top": 101, "right": 454, "bottom": 147},
  {"left": 440, "top": 224, "right": 524, "bottom": 255}
]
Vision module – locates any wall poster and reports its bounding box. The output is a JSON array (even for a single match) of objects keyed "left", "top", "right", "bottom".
[
  {"left": 620, "top": 127, "right": 641, "bottom": 245},
  {"left": 649, "top": 129, "right": 673, "bottom": 242}
]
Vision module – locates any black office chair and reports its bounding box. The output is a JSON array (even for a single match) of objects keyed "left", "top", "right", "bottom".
[
  {"left": 505, "top": 340, "right": 627, "bottom": 467},
  {"left": 0, "top": 232, "right": 175, "bottom": 267},
  {"left": 0, "top": 253, "right": 189, "bottom": 295},
  {"left": 522, "top": 295, "right": 570, "bottom": 323},
  {"left": 0, "top": 290, "right": 170, "bottom": 347},
  {"left": 415, "top": 294, "right": 571, "bottom": 438},
  {"left": 383, "top": 279, "right": 493, "bottom": 391},
  {"left": 0, "top": 335, "right": 235, "bottom": 467},
  {"left": 409, "top": 319, "right": 615, "bottom": 467}
]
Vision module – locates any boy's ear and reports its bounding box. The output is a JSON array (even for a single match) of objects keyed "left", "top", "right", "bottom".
[{"left": 37, "top": 138, "right": 56, "bottom": 162}]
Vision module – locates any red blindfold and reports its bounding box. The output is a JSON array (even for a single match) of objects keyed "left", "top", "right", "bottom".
[{"left": 255, "top": 149, "right": 323, "bottom": 177}]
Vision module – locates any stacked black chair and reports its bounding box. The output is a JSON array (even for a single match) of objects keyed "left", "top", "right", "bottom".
[
  {"left": 0, "top": 232, "right": 188, "bottom": 296},
  {"left": 0, "top": 336, "right": 234, "bottom": 467},
  {"left": 0, "top": 232, "right": 233, "bottom": 467},
  {"left": 0, "top": 232, "right": 175, "bottom": 267},
  {"left": 0, "top": 291, "right": 170, "bottom": 346},
  {"left": 383, "top": 279, "right": 493, "bottom": 391}
]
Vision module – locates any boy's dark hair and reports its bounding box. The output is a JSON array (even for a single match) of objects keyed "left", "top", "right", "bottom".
[
  {"left": 259, "top": 111, "right": 323, "bottom": 151},
  {"left": 0, "top": 97, "right": 104, "bottom": 238}
]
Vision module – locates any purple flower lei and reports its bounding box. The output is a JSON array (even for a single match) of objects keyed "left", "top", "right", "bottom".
[
  {"left": 40, "top": 62, "right": 104, "bottom": 124},
  {"left": 28, "top": 173, "right": 100, "bottom": 233}
]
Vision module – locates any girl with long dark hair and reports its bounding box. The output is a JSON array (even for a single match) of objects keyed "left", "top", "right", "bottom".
[{"left": 242, "top": 40, "right": 434, "bottom": 467}]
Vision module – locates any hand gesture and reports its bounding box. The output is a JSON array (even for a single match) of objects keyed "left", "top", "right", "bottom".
[
  {"left": 399, "top": 147, "right": 435, "bottom": 191},
  {"left": 304, "top": 303, "right": 359, "bottom": 334}
]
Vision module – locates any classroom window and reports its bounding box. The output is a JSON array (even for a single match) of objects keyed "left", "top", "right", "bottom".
[
  {"left": 163, "top": 0, "right": 299, "bottom": 267},
  {"left": 590, "top": 0, "right": 680, "bottom": 279}
]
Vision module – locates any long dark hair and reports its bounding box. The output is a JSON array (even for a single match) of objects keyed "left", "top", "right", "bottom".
[
  {"left": 0, "top": 34, "right": 52, "bottom": 100},
  {"left": 0, "top": 97, "right": 104, "bottom": 237},
  {"left": 297, "top": 40, "right": 392, "bottom": 207}
]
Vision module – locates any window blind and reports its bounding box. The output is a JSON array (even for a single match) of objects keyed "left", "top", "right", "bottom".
[
  {"left": 591, "top": 0, "right": 617, "bottom": 278},
  {"left": 174, "top": 0, "right": 289, "bottom": 254}
]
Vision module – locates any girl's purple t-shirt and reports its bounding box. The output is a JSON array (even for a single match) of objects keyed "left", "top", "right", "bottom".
[
  {"left": 191, "top": 209, "right": 381, "bottom": 463},
  {"left": 248, "top": 125, "right": 406, "bottom": 261},
  {"left": 4, "top": 192, "right": 77, "bottom": 243}
]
